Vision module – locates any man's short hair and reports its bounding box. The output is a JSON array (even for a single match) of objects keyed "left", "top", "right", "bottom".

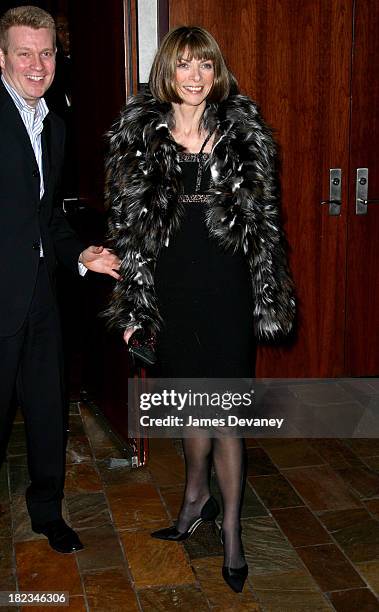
[{"left": 0, "top": 5, "right": 56, "bottom": 53}]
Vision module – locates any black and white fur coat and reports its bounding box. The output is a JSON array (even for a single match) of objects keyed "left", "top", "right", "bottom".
[{"left": 104, "top": 88, "right": 295, "bottom": 340}]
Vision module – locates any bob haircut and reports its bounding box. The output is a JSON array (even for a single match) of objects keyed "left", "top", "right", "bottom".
[
  {"left": 149, "top": 26, "right": 233, "bottom": 104},
  {"left": 0, "top": 6, "right": 56, "bottom": 53}
]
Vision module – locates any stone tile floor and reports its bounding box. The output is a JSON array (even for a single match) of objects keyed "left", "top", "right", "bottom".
[{"left": 1, "top": 402, "right": 379, "bottom": 611}]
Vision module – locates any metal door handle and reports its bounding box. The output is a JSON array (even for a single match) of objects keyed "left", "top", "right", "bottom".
[
  {"left": 320, "top": 169, "right": 341, "bottom": 215},
  {"left": 356, "top": 168, "right": 379, "bottom": 214}
]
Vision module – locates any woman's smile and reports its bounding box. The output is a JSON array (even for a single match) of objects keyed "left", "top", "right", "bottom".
[{"left": 175, "top": 53, "right": 214, "bottom": 106}]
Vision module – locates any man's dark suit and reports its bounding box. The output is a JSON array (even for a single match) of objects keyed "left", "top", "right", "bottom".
[{"left": 0, "top": 80, "right": 83, "bottom": 524}]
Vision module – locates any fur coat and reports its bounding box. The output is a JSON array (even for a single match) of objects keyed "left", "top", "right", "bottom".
[{"left": 104, "top": 88, "right": 295, "bottom": 340}]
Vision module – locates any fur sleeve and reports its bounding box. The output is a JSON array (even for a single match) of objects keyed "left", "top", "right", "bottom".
[
  {"left": 102, "top": 103, "right": 163, "bottom": 334},
  {"left": 207, "top": 96, "right": 295, "bottom": 340}
]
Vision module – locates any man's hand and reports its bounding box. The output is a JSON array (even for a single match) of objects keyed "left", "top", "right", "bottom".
[{"left": 79, "top": 246, "right": 121, "bottom": 280}]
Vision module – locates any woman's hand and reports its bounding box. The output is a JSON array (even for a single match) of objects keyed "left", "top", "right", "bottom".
[{"left": 123, "top": 327, "right": 137, "bottom": 344}]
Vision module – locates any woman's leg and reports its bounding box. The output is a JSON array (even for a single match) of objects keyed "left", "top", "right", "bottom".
[
  {"left": 176, "top": 436, "right": 212, "bottom": 532},
  {"left": 213, "top": 437, "right": 246, "bottom": 568}
]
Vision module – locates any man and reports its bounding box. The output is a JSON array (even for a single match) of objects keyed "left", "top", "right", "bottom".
[{"left": 0, "top": 6, "right": 120, "bottom": 554}]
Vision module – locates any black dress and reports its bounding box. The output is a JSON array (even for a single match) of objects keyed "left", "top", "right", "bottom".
[{"left": 154, "top": 142, "right": 255, "bottom": 378}]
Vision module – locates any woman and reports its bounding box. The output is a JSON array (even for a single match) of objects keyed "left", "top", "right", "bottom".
[{"left": 105, "top": 26, "right": 295, "bottom": 593}]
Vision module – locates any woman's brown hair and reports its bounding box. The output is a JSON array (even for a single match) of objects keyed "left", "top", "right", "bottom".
[{"left": 149, "top": 26, "right": 234, "bottom": 104}]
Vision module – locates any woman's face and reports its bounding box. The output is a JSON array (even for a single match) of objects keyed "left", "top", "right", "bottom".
[{"left": 174, "top": 48, "right": 214, "bottom": 107}]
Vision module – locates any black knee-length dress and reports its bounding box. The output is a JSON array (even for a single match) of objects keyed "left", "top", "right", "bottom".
[{"left": 154, "top": 141, "right": 255, "bottom": 378}]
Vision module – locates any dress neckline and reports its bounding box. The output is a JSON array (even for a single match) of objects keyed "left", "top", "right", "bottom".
[{"left": 171, "top": 129, "right": 215, "bottom": 155}]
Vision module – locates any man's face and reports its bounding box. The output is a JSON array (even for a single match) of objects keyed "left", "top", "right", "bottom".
[
  {"left": 56, "top": 14, "right": 70, "bottom": 56},
  {"left": 0, "top": 26, "right": 56, "bottom": 107}
]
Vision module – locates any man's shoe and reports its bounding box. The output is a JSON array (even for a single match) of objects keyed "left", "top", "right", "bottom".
[{"left": 32, "top": 519, "right": 84, "bottom": 554}]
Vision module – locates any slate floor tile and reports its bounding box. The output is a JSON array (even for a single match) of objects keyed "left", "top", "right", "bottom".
[
  {"left": 364, "top": 455, "right": 379, "bottom": 472},
  {"left": 83, "top": 567, "right": 139, "bottom": 611},
  {"left": 327, "top": 588, "right": 379, "bottom": 612},
  {"left": 11, "top": 495, "right": 43, "bottom": 542},
  {"left": 0, "top": 501, "right": 12, "bottom": 538},
  {"left": 120, "top": 529, "right": 195, "bottom": 588},
  {"left": 316, "top": 507, "right": 371, "bottom": 531},
  {"left": 0, "top": 538, "right": 16, "bottom": 590},
  {"left": 64, "top": 462, "right": 102, "bottom": 493},
  {"left": 282, "top": 465, "right": 361, "bottom": 511},
  {"left": 75, "top": 524, "right": 125, "bottom": 572},
  {"left": 138, "top": 584, "right": 210, "bottom": 611},
  {"left": 15, "top": 540, "right": 82, "bottom": 595},
  {"left": 242, "top": 517, "right": 303, "bottom": 576},
  {"left": 343, "top": 439, "right": 379, "bottom": 457},
  {"left": 148, "top": 454, "right": 185, "bottom": 487},
  {"left": 355, "top": 560, "right": 379, "bottom": 595},
  {"left": 67, "top": 414, "right": 86, "bottom": 437},
  {"left": 248, "top": 474, "right": 304, "bottom": 509},
  {"left": 259, "top": 439, "right": 324, "bottom": 469},
  {"left": 0, "top": 463, "right": 9, "bottom": 503},
  {"left": 365, "top": 499, "right": 379, "bottom": 519},
  {"left": 253, "top": 588, "right": 333, "bottom": 611},
  {"left": 65, "top": 492, "right": 112, "bottom": 529},
  {"left": 272, "top": 507, "right": 331, "bottom": 547},
  {"left": 7, "top": 423, "right": 27, "bottom": 456},
  {"left": 246, "top": 448, "right": 279, "bottom": 476},
  {"left": 251, "top": 567, "right": 320, "bottom": 592},
  {"left": 296, "top": 543, "right": 365, "bottom": 591},
  {"left": 332, "top": 518, "right": 379, "bottom": 563},
  {"left": 336, "top": 466, "right": 379, "bottom": 498},
  {"left": 80, "top": 404, "right": 117, "bottom": 448},
  {"left": 309, "top": 439, "right": 361, "bottom": 469},
  {"left": 106, "top": 482, "right": 168, "bottom": 529},
  {"left": 8, "top": 456, "right": 29, "bottom": 496}
]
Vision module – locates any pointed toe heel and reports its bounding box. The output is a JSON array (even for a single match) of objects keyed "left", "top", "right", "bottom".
[
  {"left": 222, "top": 563, "right": 248, "bottom": 593},
  {"left": 151, "top": 495, "right": 220, "bottom": 541},
  {"left": 220, "top": 527, "right": 248, "bottom": 592}
]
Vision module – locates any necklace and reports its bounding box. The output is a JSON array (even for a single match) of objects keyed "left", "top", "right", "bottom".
[{"left": 195, "top": 130, "right": 214, "bottom": 192}]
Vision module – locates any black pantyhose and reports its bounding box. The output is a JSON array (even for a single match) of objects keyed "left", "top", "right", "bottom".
[
  {"left": 213, "top": 437, "right": 246, "bottom": 568},
  {"left": 176, "top": 437, "right": 212, "bottom": 532},
  {"left": 176, "top": 436, "right": 246, "bottom": 569}
]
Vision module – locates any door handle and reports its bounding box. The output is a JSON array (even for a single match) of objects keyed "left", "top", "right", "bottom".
[
  {"left": 356, "top": 168, "right": 379, "bottom": 215},
  {"left": 320, "top": 169, "right": 341, "bottom": 215}
]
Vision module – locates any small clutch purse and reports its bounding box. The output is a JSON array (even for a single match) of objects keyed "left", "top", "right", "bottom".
[{"left": 128, "top": 330, "right": 157, "bottom": 367}]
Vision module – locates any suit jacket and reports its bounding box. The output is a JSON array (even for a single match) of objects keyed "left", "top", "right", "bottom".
[{"left": 0, "top": 81, "right": 83, "bottom": 337}]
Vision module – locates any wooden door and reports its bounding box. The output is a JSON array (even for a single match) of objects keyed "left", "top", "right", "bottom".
[
  {"left": 70, "top": 0, "right": 127, "bottom": 210},
  {"left": 170, "top": 0, "right": 378, "bottom": 377},
  {"left": 345, "top": 0, "right": 379, "bottom": 375}
]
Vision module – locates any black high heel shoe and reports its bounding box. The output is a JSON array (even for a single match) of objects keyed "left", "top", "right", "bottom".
[
  {"left": 222, "top": 564, "right": 248, "bottom": 593},
  {"left": 220, "top": 528, "right": 248, "bottom": 593},
  {"left": 150, "top": 496, "right": 220, "bottom": 541}
]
